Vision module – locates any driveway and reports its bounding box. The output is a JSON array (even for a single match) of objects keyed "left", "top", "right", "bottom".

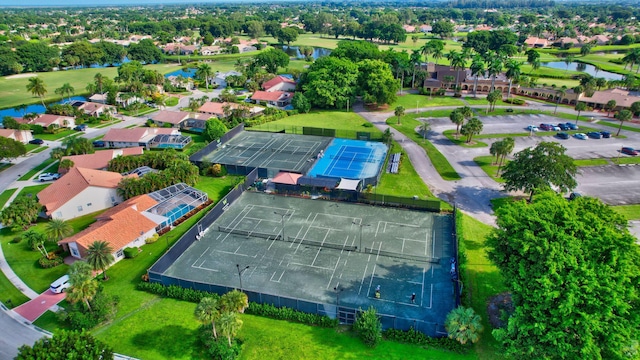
[{"left": 13, "top": 290, "right": 65, "bottom": 323}]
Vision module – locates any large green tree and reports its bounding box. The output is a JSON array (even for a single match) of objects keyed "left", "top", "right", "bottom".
[
  {"left": 300, "top": 56, "right": 358, "bottom": 109},
  {"left": 195, "top": 297, "right": 221, "bottom": 339},
  {"left": 0, "top": 136, "right": 27, "bottom": 161},
  {"left": 16, "top": 330, "right": 113, "bottom": 360},
  {"left": 128, "top": 39, "right": 163, "bottom": 64},
  {"left": 66, "top": 272, "right": 98, "bottom": 311},
  {"left": 254, "top": 49, "right": 289, "bottom": 74},
  {"left": 330, "top": 40, "right": 380, "bottom": 63},
  {"left": 203, "top": 118, "right": 228, "bottom": 142},
  {"left": 460, "top": 117, "right": 483, "bottom": 143},
  {"left": 86, "top": 240, "right": 114, "bottom": 280},
  {"left": 195, "top": 63, "right": 213, "bottom": 90},
  {"left": 487, "top": 192, "right": 640, "bottom": 359},
  {"left": 501, "top": 142, "right": 577, "bottom": 202},
  {"left": 357, "top": 59, "right": 399, "bottom": 106},
  {"left": 45, "top": 218, "right": 74, "bottom": 242},
  {"left": 218, "top": 311, "right": 243, "bottom": 347},
  {"left": 0, "top": 195, "right": 41, "bottom": 230}
]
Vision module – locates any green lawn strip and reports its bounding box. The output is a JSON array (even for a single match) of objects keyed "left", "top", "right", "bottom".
[
  {"left": 193, "top": 175, "right": 243, "bottom": 198},
  {"left": 573, "top": 158, "right": 610, "bottom": 167},
  {"left": 91, "top": 135, "right": 105, "bottom": 141},
  {"left": 17, "top": 184, "right": 50, "bottom": 198},
  {"left": 613, "top": 156, "right": 640, "bottom": 165},
  {"left": 611, "top": 204, "right": 640, "bottom": 221},
  {"left": 0, "top": 265, "right": 30, "bottom": 309},
  {"left": 124, "top": 124, "right": 138, "bottom": 129},
  {"left": 30, "top": 146, "right": 49, "bottom": 154},
  {"left": 473, "top": 156, "right": 505, "bottom": 183},
  {"left": 37, "top": 130, "right": 76, "bottom": 141},
  {"left": 459, "top": 214, "right": 508, "bottom": 359},
  {"left": 593, "top": 120, "right": 640, "bottom": 134},
  {"left": 94, "top": 120, "right": 122, "bottom": 129},
  {"left": 0, "top": 188, "right": 17, "bottom": 208},
  {"left": 19, "top": 158, "right": 57, "bottom": 181},
  {"left": 442, "top": 130, "right": 488, "bottom": 148},
  {"left": 386, "top": 94, "right": 464, "bottom": 111},
  {"left": 376, "top": 141, "right": 436, "bottom": 200},
  {"left": 181, "top": 132, "right": 206, "bottom": 144},
  {"left": 32, "top": 309, "right": 71, "bottom": 332},
  {"left": 387, "top": 114, "right": 461, "bottom": 181},
  {"left": 119, "top": 106, "right": 156, "bottom": 117},
  {"left": 250, "top": 111, "right": 381, "bottom": 136},
  {"left": 24, "top": 144, "right": 40, "bottom": 152},
  {"left": 163, "top": 97, "right": 180, "bottom": 107},
  {"left": 463, "top": 97, "right": 512, "bottom": 107}
]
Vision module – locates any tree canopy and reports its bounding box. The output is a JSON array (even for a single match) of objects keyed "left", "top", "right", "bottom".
[
  {"left": 203, "top": 118, "right": 228, "bottom": 142},
  {"left": 299, "top": 56, "right": 358, "bottom": 109},
  {"left": 357, "top": 59, "right": 399, "bottom": 106},
  {"left": 16, "top": 330, "right": 113, "bottom": 360},
  {"left": 501, "top": 141, "right": 577, "bottom": 201},
  {"left": 330, "top": 40, "right": 381, "bottom": 63},
  {"left": 0, "top": 136, "right": 27, "bottom": 161},
  {"left": 487, "top": 192, "right": 640, "bottom": 360},
  {"left": 254, "top": 49, "right": 289, "bottom": 74}
]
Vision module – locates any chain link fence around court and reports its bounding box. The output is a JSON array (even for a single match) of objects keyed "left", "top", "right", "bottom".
[
  {"left": 246, "top": 125, "right": 382, "bottom": 142},
  {"left": 358, "top": 193, "right": 442, "bottom": 212},
  {"left": 147, "top": 273, "right": 448, "bottom": 337},
  {"left": 189, "top": 123, "right": 245, "bottom": 165}
]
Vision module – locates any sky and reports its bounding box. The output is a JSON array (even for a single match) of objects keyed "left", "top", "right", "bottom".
[{"left": 1, "top": 0, "right": 255, "bottom": 6}]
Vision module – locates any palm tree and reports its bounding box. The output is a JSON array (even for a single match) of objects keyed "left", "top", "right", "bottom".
[
  {"left": 431, "top": 42, "right": 444, "bottom": 66},
  {"left": 445, "top": 306, "right": 483, "bottom": 345},
  {"left": 394, "top": 106, "right": 405, "bottom": 125},
  {"left": 55, "top": 83, "right": 75, "bottom": 103},
  {"left": 94, "top": 73, "right": 105, "bottom": 94},
  {"left": 420, "top": 43, "right": 433, "bottom": 63},
  {"left": 469, "top": 55, "right": 485, "bottom": 98},
  {"left": 195, "top": 297, "right": 221, "bottom": 339},
  {"left": 447, "top": 50, "right": 466, "bottom": 93},
  {"left": 45, "top": 219, "right": 73, "bottom": 242},
  {"left": 26, "top": 77, "right": 47, "bottom": 106},
  {"left": 460, "top": 117, "right": 483, "bottom": 143},
  {"left": 496, "top": 137, "right": 515, "bottom": 175},
  {"left": 574, "top": 102, "right": 587, "bottom": 123},
  {"left": 218, "top": 311, "right": 243, "bottom": 347},
  {"left": 69, "top": 260, "right": 93, "bottom": 285},
  {"left": 221, "top": 290, "right": 249, "bottom": 314},
  {"left": 554, "top": 86, "right": 567, "bottom": 115},
  {"left": 419, "top": 119, "right": 430, "bottom": 142},
  {"left": 449, "top": 109, "right": 464, "bottom": 136},
  {"left": 605, "top": 100, "right": 617, "bottom": 117},
  {"left": 615, "top": 109, "right": 632, "bottom": 136},
  {"left": 564, "top": 55, "right": 574, "bottom": 74},
  {"left": 504, "top": 60, "right": 521, "bottom": 99},
  {"left": 410, "top": 50, "right": 421, "bottom": 89},
  {"left": 86, "top": 240, "right": 114, "bottom": 280},
  {"left": 66, "top": 275, "right": 98, "bottom": 311},
  {"left": 487, "top": 57, "right": 503, "bottom": 93},
  {"left": 196, "top": 63, "right": 213, "bottom": 90}
]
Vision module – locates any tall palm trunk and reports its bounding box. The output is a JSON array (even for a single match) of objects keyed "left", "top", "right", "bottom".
[
  {"left": 490, "top": 75, "right": 496, "bottom": 93},
  {"left": 473, "top": 76, "right": 478, "bottom": 97}
]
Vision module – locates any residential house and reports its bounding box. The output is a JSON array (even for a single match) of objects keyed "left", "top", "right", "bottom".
[
  {"left": 116, "top": 93, "right": 144, "bottom": 108},
  {"left": 422, "top": 63, "right": 511, "bottom": 94},
  {"left": 89, "top": 93, "right": 107, "bottom": 104},
  {"left": 58, "top": 194, "right": 162, "bottom": 261},
  {"left": 75, "top": 101, "right": 116, "bottom": 117},
  {"left": 162, "top": 43, "right": 197, "bottom": 55},
  {"left": 102, "top": 127, "right": 179, "bottom": 148},
  {"left": 17, "top": 114, "right": 75, "bottom": 130},
  {"left": 262, "top": 75, "right": 297, "bottom": 92},
  {"left": 250, "top": 91, "right": 294, "bottom": 108},
  {"left": 524, "top": 36, "right": 550, "bottom": 48},
  {"left": 150, "top": 110, "right": 193, "bottom": 128},
  {"left": 213, "top": 70, "right": 242, "bottom": 88},
  {"left": 402, "top": 25, "right": 416, "bottom": 33},
  {"left": 0, "top": 129, "right": 33, "bottom": 144},
  {"left": 197, "top": 101, "right": 264, "bottom": 118},
  {"left": 200, "top": 46, "right": 223, "bottom": 56},
  {"left": 37, "top": 167, "right": 133, "bottom": 220},
  {"left": 60, "top": 147, "right": 144, "bottom": 173},
  {"left": 419, "top": 25, "right": 432, "bottom": 33}
]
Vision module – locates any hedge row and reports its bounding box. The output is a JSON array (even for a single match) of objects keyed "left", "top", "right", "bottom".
[
  {"left": 382, "top": 328, "right": 467, "bottom": 354},
  {"left": 136, "top": 282, "right": 220, "bottom": 302}
]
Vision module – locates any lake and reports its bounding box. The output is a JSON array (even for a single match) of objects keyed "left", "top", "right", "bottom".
[
  {"left": 0, "top": 96, "right": 88, "bottom": 120},
  {"left": 272, "top": 45, "right": 332, "bottom": 60},
  {"left": 165, "top": 68, "right": 197, "bottom": 78},
  {"left": 540, "top": 61, "right": 624, "bottom": 80}
]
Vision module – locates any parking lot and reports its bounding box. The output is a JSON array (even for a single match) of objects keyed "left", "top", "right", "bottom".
[{"left": 428, "top": 113, "right": 640, "bottom": 205}]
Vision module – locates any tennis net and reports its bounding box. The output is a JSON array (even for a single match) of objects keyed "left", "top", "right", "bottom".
[
  {"left": 329, "top": 154, "right": 377, "bottom": 163},
  {"left": 218, "top": 226, "right": 280, "bottom": 240},
  {"left": 287, "top": 236, "right": 357, "bottom": 252},
  {"left": 363, "top": 247, "right": 440, "bottom": 264}
]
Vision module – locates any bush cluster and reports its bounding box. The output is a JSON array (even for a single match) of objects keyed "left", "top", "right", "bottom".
[
  {"left": 383, "top": 328, "right": 467, "bottom": 353},
  {"left": 123, "top": 247, "right": 139, "bottom": 259},
  {"left": 245, "top": 302, "right": 338, "bottom": 328},
  {"left": 504, "top": 98, "right": 525, "bottom": 105},
  {"left": 58, "top": 290, "right": 119, "bottom": 330},
  {"left": 136, "top": 282, "right": 220, "bottom": 302},
  {"left": 196, "top": 325, "right": 243, "bottom": 359},
  {"left": 244, "top": 109, "right": 290, "bottom": 127},
  {"left": 353, "top": 306, "right": 382, "bottom": 347},
  {"left": 145, "top": 233, "right": 159, "bottom": 244},
  {"left": 38, "top": 256, "right": 63, "bottom": 268}
]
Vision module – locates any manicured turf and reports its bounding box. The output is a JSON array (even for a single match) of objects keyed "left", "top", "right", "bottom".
[
  {"left": 18, "top": 158, "right": 57, "bottom": 181},
  {"left": 473, "top": 156, "right": 505, "bottom": 183},
  {"left": 163, "top": 96, "right": 180, "bottom": 107},
  {"left": 611, "top": 204, "right": 640, "bottom": 221},
  {"left": 443, "top": 130, "right": 488, "bottom": 148},
  {"left": 0, "top": 265, "right": 30, "bottom": 309},
  {"left": 387, "top": 94, "right": 464, "bottom": 111},
  {"left": 17, "top": 184, "right": 50, "bottom": 198},
  {"left": 250, "top": 111, "right": 381, "bottom": 136},
  {"left": 193, "top": 175, "right": 243, "bottom": 198},
  {"left": 37, "top": 130, "right": 76, "bottom": 141},
  {"left": 387, "top": 114, "right": 461, "bottom": 181},
  {"left": 613, "top": 156, "right": 640, "bottom": 165},
  {"left": 376, "top": 141, "right": 436, "bottom": 199},
  {"left": 572, "top": 158, "right": 610, "bottom": 167},
  {"left": 0, "top": 188, "right": 17, "bottom": 208}
]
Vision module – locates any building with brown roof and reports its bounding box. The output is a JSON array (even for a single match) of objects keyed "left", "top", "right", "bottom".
[
  {"left": 251, "top": 91, "right": 294, "bottom": 108},
  {"left": 17, "top": 114, "right": 75, "bottom": 129},
  {"left": 262, "top": 76, "right": 297, "bottom": 92},
  {"left": 524, "top": 36, "right": 550, "bottom": 48},
  {"left": 60, "top": 147, "right": 144, "bottom": 174},
  {"left": 77, "top": 102, "right": 116, "bottom": 117},
  {"left": 102, "top": 128, "right": 179, "bottom": 148},
  {"left": 149, "top": 110, "right": 195, "bottom": 127},
  {"left": 0, "top": 129, "right": 33, "bottom": 144},
  {"left": 58, "top": 195, "right": 162, "bottom": 261},
  {"left": 422, "top": 63, "right": 510, "bottom": 94},
  {"left": 37, "top": 167, "right": 134, "bottom": 220}
]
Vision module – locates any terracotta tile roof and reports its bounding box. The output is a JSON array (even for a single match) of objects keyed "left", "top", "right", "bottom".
[
  {"left": 59, "top": 197, "right": 159, "bottom": 255},
  {"left": 96, "top": 194, "right": 158, "bottom": 220},
  {"left": 38, "top": 167, "right": 131, "bottom": 215},
  {"left": 0, "top": 129, "right": 18, "bottom": 140},
  {"left": 272, "top": 172, "right": 302, "bottom": 185},
  {"left": 251, "top": 90, "right": 291, "bottom": 102},
  {"left": 102, "top": 128, "right": 177, "bottom": 143},
  {"left": 198, "top": 102, "right": 237, "bottom": 115},
  {"left": 579, "top": 89, "right": 640, "bottom": 108},
  {"left": 151, "top": 110, "right": 191, "bottom": 125},
  {"left": 262, "top": 76, "right": 296, "bottom": 91},
  {"left": 61, "top": 148, "right": 144, "bottom": 171}
]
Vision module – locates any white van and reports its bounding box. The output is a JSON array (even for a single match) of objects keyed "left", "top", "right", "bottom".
[{"left": 50, "top": 274, "right": 71, "bottom": 294}]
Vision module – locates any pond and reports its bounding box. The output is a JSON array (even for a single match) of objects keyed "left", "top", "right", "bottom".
[
  {"left": 272, "top": 45, "right": 332, "bottom": 60},
  {"left": 0, "top": 96, "right": 88, "bottom": 120},
  {"left": 540, "top": 61, "right": 624, "bottom": 80},
  {"left": 165, "top": 68, "right": 197, "bottom": 79},
  {"left": 60, "top": 56, "right": 132, "bottom": 70}
]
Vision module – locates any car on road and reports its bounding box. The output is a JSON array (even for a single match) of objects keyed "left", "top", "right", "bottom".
[
  {"left": 573, "top": 133, "right": 588, "bottom": 140},
  {"left": 28, "top": 138, "right": 44, "bottom": 145},
  {"left": 600, "top": 131, "right": 611, "bottom": 138},
  {"left": 621, "top": 147, "right": 639, "bottom": 156},
  {"left": 92, "top": 140, "right": 106, "bottom": 148},
  {"left": 526, "top": 125, "right": 539, "bottom": 132},
  {"left": 565, "top": 122, "right": 579, "bottom": 130},
  {"left": 558, "top": 123, "right": 570, "bottom": 131},
  {"left": 556, "top": 132, "right": 570, "bottom": 139},
  {"left": 587, "top": 132, "right": 602, "bottom": 139},
  {"left": 38, "top": 173, "right": 60, "bottom": 182},
  {"left": 74, "top": 124, "right": 87, "bottom": 131}
]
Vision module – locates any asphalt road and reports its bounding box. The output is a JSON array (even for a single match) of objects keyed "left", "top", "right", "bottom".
[{"left": 0, "top": 307, "right": 48, "bottom": 359}]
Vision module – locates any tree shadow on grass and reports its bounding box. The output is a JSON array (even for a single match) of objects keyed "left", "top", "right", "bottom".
[{"left": 131, "top": 325, "right": 199, "bottom": 359}]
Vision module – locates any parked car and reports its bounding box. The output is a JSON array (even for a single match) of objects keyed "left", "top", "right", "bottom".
[
  {"left": 74, "top": 124, "right": 87, "bottom": 131},
  {"left": 573, "top": 133, "right": 588, "bottom": 140},
  {"left": 38, "top": 173, "right": 60, "bottom": 182},
  {"left": 526, "top": 125, "right": 539, "bottom": 132},
  {"left": 621, "top": 147, "right": 639, "bottom": 156},
  {"left": 558, "top": 123, "right": 570, "bottom": 131},
  {"left": 569, "top": 192, "right": 582, "bottom": 200},
  {"left": 92, "top": 140, "right": 106, "bottom": 148},
  {"left": 556, "top": 132, "right": 570, "bottom": 139},
  {"left": 600, "top": 131, "right": 611, "bottom": 138},
  {"left": 587, "top": 132, "right": 602, "bottom": 139},
  {"left": 29, "top": 138, "right": 44, "bottom": 145},
  {"left": 50, "top": 275, "right": 71, "bottom": 294},
  {"left": 539, "top": 123, "right": 554, "bottom": 131},
  {"left": 565, "top": 122, "right": 579, "bottom": 130}
]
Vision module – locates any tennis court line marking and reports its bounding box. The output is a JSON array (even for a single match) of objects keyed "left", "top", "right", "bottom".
[
  {"left": 421, "top": 267, "right": 426, "bottom": 307},
  {"left": 358, "top": 259, "right": 371, "bottom": 295},
  {"left": 326, "top": 254, "right": 343, "bottom": 289}
]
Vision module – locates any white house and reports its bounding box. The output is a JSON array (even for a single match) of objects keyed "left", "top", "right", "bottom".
[
  {"left": 213, "top": 70, "right": 242, "bottom": 88},
  {"left": 102, "top": 128, "right": 179, "bottom": 148},
  {"left": 0, "top": 129, "right": 33, "bottom": 144}
]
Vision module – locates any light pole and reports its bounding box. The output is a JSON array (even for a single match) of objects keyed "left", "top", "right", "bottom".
[
  {"left": 236, "top": 264, "right": 249, "bottom": 292},
  {"left": 353, "top": 221, "right": 370, "bottom": 252},
  {"left": 274, "top": 211, "right": 287, "bottom": 240},
  {"left": 333, "top": 286, "right": 344, "bottom": 307}
]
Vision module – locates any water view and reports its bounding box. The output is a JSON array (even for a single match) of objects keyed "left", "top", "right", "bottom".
[
  {"left": 0, "top": 96, "right": 88, "bottom": 120},
  {"left": 540, "top": 61, "right": 624, "bottom": 80},
  {"left": 165, "top": 68, "right": 197, "bottom": 78},
  {"left": 272, "top": 45, "right": 332, "bottom": 60}
]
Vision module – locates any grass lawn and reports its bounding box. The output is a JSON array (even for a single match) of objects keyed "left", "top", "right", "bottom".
[
  {"left": 0, "top": 162, "right": 12, "bottom": 172},
  {"left": 387, "top": 113, "right": 461, "bottom": 181},
  {"left": 473, "top": 156, "right": 505, "bottom": 183},
  {"left": 31, "top": 146, "right": 49, "bottom": 154},
  {"left": 573, "top": 158, "right": 610, "bottom": 167},
  {"left": 163, "top": 96, "right": 180, "bottom": 107},
  {"left": 386, "top": 94, "right": 464, "bottom": 111},
  {"left": 613, "top": 156, "right": 640, "bottom": 165},
  {"left": 611, "top": 204, "right": 640, "bottom": 221},
  {"left": 376, "top": 141, "right": 436, "bottom": 199},
  {"left": 19, "top": 158, "right": 58, "bottom": 181},
  {"left": 37, "top": 130, "right": 76, "bottom": 141},
  {"left": 194, "top": 175, "right": 243, "bottom": 198},
  {"left": 414, "top": 109, "right": 456, "bottom": 118},
  {"left": 458, "top": 214, "right": 508, "bottom": 359},
  {"left": 17, "top": 184, "right": 50, "bottom": 198},
  {"left": 0, "top": 188, "right": 17, "bottom": 208},
  {"left": 0, "top": 64, "right": 182, "bottom": 110},
  {"left": 463, "top": 97, "right": 511, "bottom": 107},
  {"left": 443, "top": 130, "right": 488, "bottom": 148},
  {"left": 250, "top": 111, "right": 381, "bottom": 137},
  {"left": 0, "top": 266, "right": 30, "bottom": 309}
]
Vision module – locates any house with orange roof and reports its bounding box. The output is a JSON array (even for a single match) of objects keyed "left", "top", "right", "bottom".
[
  {"left": 77, "top": 101, "right": 116, "bottom": 117},
  {"left": 102, "top": 127, "right": 179, "bottom": 148},
  {"left": 262, "top": 75, "right": 296, "bottom": 92},
  {"left": 0, "top": 129, "right": 33, "bottom": 144},
  {"left": 37, "top": 167, "right": 134, "bottom": 220},
  {"left": 60, "top": 147, "right": 144, "bottom": 174},
  {"left": 197, "top": 102, "right": 264, "bottom": 118},
  {"left": 251, "top": 90, "right": 294, "bottom": 108},
  {"left": 524, "top": 36, "right": 550, "bottom": 48},
  {"left": 149, "top": 110, "right": 207, "bottom": 128},
  {"left": 58, "top": 194, "right": 162, "bottom": 261},
  {"left": 17, "top": 114, "right": 75, "bottom": 129}
]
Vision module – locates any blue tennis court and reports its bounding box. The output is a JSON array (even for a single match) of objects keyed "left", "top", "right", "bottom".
[{"left": 307, "top": 138, "right": 387, "bottom": 179}]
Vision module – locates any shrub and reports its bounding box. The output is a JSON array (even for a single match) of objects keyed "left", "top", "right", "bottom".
[
  {"left": 362, "top": 122, "right": 374, "bottom": 128},
  {"left": 11, "top": 236, "right": 22, "bottom": 244},
  {"left": 383, "top": 328, "right": 467, "bottom": 353},
  {"left": 38, "top": 256, "right": 63, "bottom": 268},
  {"left": 137, "top": 282, "right": 220, "bottom": 303},
  {"left": 504, "top": 98, "right": 525, "bottom": 105},
  {"left": 246, "top": 303, "right": 338, "bottom": 328},
  {"left": 353, "top": 306, "right": 382, "bottom": 347},
  {"left": 59, "top": 289, "right": 119, "bottom": 330},
  {"left": 197, "top": 326, "right": 243, "bottom": 359},
  {"left": 123, "top": 247, "right": 139, "bottom": 259},
  {"left": 145, "top": 234, "right": 159, "bottom": 244}
]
